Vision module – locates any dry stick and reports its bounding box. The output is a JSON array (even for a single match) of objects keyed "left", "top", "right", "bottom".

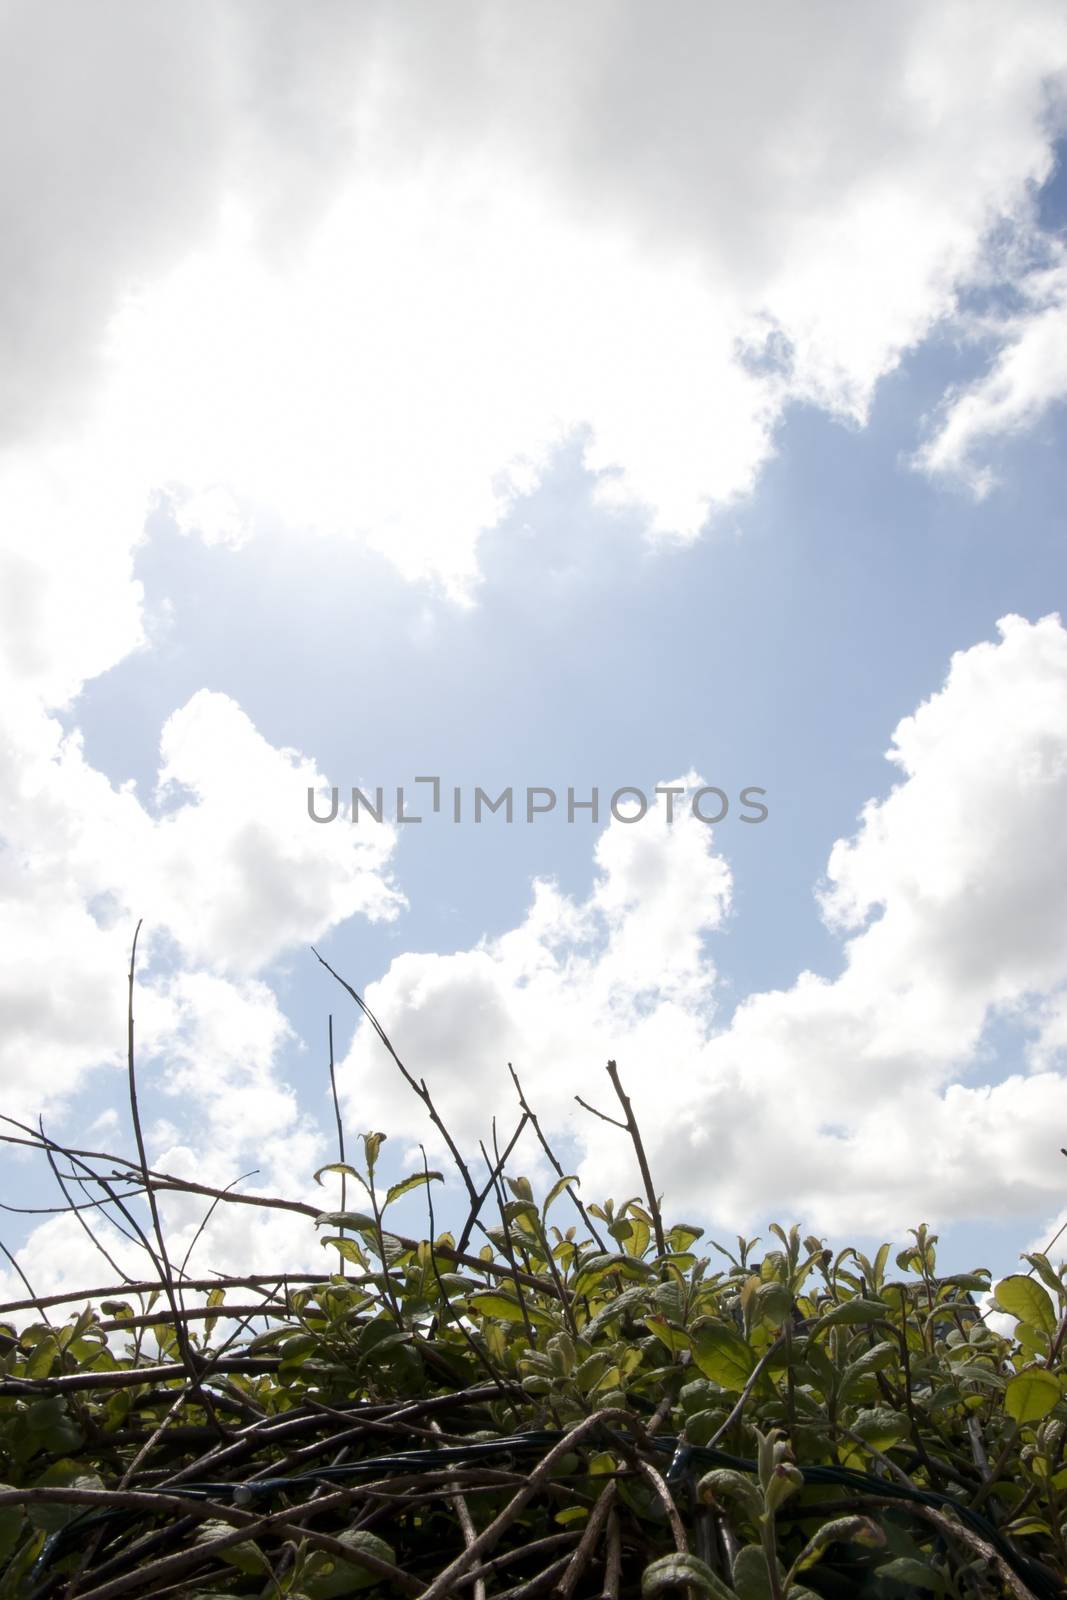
[
  {"left": 326, "top": 1012, "right": 349, "bottom": 1279},
  {"left": 0, "top": 1236, "right": 52, "bottom": 1324},
  {"left": 906, "top": 1503, "right": 1040, "bottom": 1600},
  {"left": 128, "top": 1169, "right": 559, "bottom": 1298},
  {"left": 421, "top": 1144, "right": 520, "bottom": 1406},
  {"left": 7, "top": 1105, "right": 551, "bottom": 1303},
  {"left": 0, "top": 1274, "right": 320, "bottom": 1318},
  {"left": 508, "top": 1064, "right": 607, "bottom": 1252},
  {"left": 553, "top": 1480, "right": 617, "bottom": 1600},
  {"left": 67, "top": 1371, "right": 211, "bottom": 1600},
  {"left": 38, "top": 1115, "right": 132, "bottom": 1284},
  {"left": 485, "top": 1119, "right": 577, "bottom": 1341},
  {"left": 121, "top": 925, "right": 230, "bottom": 1447},
  {"left": 456, "top": 1111, "right": 529, "bottom": 1257},
  {"left": 433, "top": 1418, "right": 487, "bottom": 1600},
  {"left": 312, "top": 946, "right": 483, "bottom": 1213},
  {"left": 636, "top": 1458, "right": 688, "bottom": 1554},
  {"left": 604, "top": 1060, "right": 667, "bottom": 1261},
  {"left": 159, "top": 1382, "right": 510, "bottom": 1489},
  {"left": 0, "top": 1125, "right": 152, "bottom": 1270},
  {"left": 704, "top": 1332, "right": 788, "bottom": 1452},
  {"left": 252, "top": 1437, "right": 357, "bottom": 1600},
  {"left": 117, "top": 1293, "right": 282, "bottom": 1490},
  {"left": 5, "top": 1483, "right": 423, "bottom": 1600},
  {"left": 481, "top": 1136, "right": 539, "bottom": 1348},
  {"left": 0, "top": 1193, "right": 142, "bottom": 1217},
  {"left": 47, "top": 1149, "right": 166, "bottom": 1288},
  {"left": 125, "top": 924, "right": 181, "bottom": 1303},
  {"left": 495, "top": 1552, "right": 579, "bottom": 1600},
  {"left": 600, "top": 1507, "right": 622, "bottom": 1600},
  {"left": 416, "top": 1408, "right": 645, "bottom": 1600},
  {"left": 0, "top": 1120, "right": 185, "bottom": 1177},
  {"left": 90, "top": 1302, "right": 302, "bottom": 1336},
  {"left": 177, "top": 1171, "right": 259, "bottom": 1282},
  {"left": 456, "top": 1532, "right": 583, "bottom": 1591},
  {"left": 0, "top": 1356, "right": 283, "bottom": 1395}
]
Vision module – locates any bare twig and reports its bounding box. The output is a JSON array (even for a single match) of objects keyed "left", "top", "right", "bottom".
[
  {"left": 312, "top": 947, "right": 482, "bottom": 1211},
  {"left": 326, "top": 1013, "right": 349, "bottom": 1278},
  {"left": 604, "top": 1061, "right": 667, "bottom": 1260},
  {"left": 509, "top": 1063, "right": 607, "bottom": 1251},
  {"left": 456, "top": 1110, "right": 529, "bottom": 1256},
  {"left": 553, "top": 1480, "right": 617, "bottom": 1600}
]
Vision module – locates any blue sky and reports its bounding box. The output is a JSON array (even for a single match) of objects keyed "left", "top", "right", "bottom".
[{"left": 3, "top": 3, "right": 1067, "bottom": 1297}]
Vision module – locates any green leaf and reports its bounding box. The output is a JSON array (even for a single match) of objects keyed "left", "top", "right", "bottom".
[
  {"left": 1005, "top": 1367, "right": 1061, "bottom": 1423},
  {"left": 506, "top": 1175, "right": 534, "bottom": 1202},
  {"left": 361, "top": 1131, "right": 386, "bottom": 1173},
  {"left": 787, "top": 1516, "right": 884, "bottom": 1578},
  {"left": 751, "top": 1281, "right": 793, "bottom": 1329},
  {"left": 279, "top": 1332, "right": 317, "bottom": 1363},
  {"left": 642, "top": 1552, "right": 734, "bottom": 1599},
  {"left": 1022, "top": 1253, "right": 1066, "bottom": 1303},
  {"left": 27, "top": 1465, "right": 105, "bottom": 1534},
  {"left": 696, "top": 1468, "right": 764, "bottom": 1522},
  {"left": 204, "top": 1286, "right": 225, "bottom": 1338},
  {"left": 869, "top": 1556, "right": 945, "bottom": 1591},
  {"left": 467, "top": 1292, "right": 556, "bottom": 1331},
  {"left": 26, "top": 1397, "right": 84, "bottom": 1455},
  {"left": 850, "top": 1407, "right": 908, "bottom": 1451},
  {"left": 194, "top": 1521, "right": 270, "bottom": 1575},
  {"left": 812, "top": 1297, "right": 888, "bottom": 1331},
  {"left": 936, "top": 1272, "right": 991, "bottom": 1295},
  {"left": 995, "top": 1274, "right": 1057, "bottom": 1335},
  {"left": 321, "top": 1235, "right": 369, "bottom": 1267},
  {"left": 542, "top": 1174, "right": 580, "bottom": 1218},
  {"left": 0, "top": 1504, "right": 24, "bottom": 1565},
  {"left": 573, "top": 1253, "right": 650, "bottom": 1296},
  {"left": 315, "top": 1210, "right": 377, "bottom": 1231},
  {"left": 313, "top": 1161, "right": 361, "bottom": 1186},
  {"left": 24, "top": 1335, "right": 59, "bottom": 1380},
  {"left": 616, "top": 1216, "right": 651, "bottom": 1258},
  {"left": 1006, "top": 1515, "right": 1054, "bottom": 1537},
  {"left": 643, "top": 1316, "right": 691, "bottom": 1355},
  {"left": 384, "top": 1171, "right": 442, "bottom": 1208},
  {"left": 691, "top": 1323, "right": 756, "bottom": 1390},
  {"left": 732, "top": 1545, "right": 779, "bottom": 1600}
]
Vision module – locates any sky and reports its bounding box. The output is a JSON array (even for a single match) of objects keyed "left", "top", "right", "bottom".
[{"left": 3, "top": 1, "right": 1067, "bottom": 1300}]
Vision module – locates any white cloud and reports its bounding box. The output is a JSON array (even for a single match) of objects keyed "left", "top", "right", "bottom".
[
  {"left": 3, "top": 4, "right": 1067, "bottom": 1294},
  {"left": 337, "top": 616, "right": 1067, "bottom": 1240},
  {"left": 336, "top": 785, "right": 731, "bottom": 1162},
  {"left": 0, "top": 688, "right": 402, "bottom": 1120},
  {"left": 3, "top": 3, "right": 1067, "bottom": 595},
  {"left": 917, "top": 260, "right": 1067, "bottom": 492}
]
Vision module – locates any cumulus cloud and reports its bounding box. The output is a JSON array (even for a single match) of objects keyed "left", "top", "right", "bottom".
[
  {"left": 3, "top": 2, "right": 1067, "bottom": 593},
  {"left": 338, "top": 616, "right": 1067, "bottom": 1241},
  {"left": 4, "top": 2, "right": 1067, "bottom": 1298},
  {"left": 0, "top": 687, "right": 402, "bottom": 1120},
  {"left": 917, "top": 260, "right": 1067, "bottom": 492},
  {"left": 336, "top": 785, "right": 731, "bottom": 1158}
]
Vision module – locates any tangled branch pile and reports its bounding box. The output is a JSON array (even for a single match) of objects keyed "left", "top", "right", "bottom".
[{"left": 0, "top": 948, "right": 1065, "bottom": 1599}]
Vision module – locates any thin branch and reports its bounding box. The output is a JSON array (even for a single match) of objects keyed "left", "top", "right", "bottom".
[
  {"left": 312, "top": 947, "right": 481, "bottom": 1209},
  {"left": 509, "top": 1063, "right": 607, "bottom": 1252},
  {"left": 604, "top": 1060, "right": 667, "bottom": 1260},
  {"left": 456, "top": 1110, "right": 529, "bottom": 1257},
  {"left": 573, "top": 1096, "right": 626, "bottom": 1131},
  {"left": 326, "top": 1013, "right": 349, "bottom": 1278}
]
